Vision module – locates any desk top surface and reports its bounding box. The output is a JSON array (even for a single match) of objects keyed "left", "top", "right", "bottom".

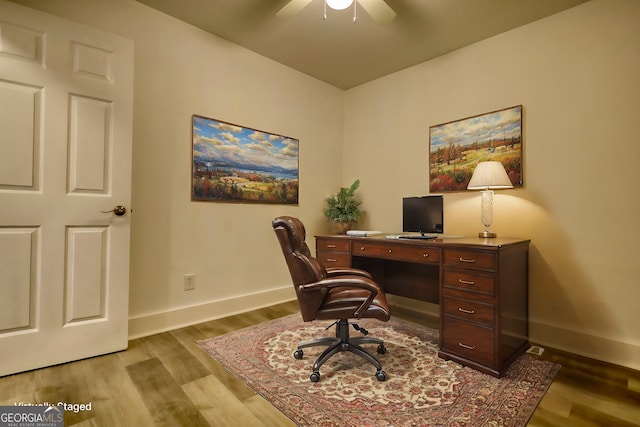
[{"left": 316, "top": 234, "right": 530, "bottom": 248}]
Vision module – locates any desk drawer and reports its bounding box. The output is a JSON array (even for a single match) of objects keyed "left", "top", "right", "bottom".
[
  {"left": 316, "top": 238, "right": 350, "bottom": 252},
  {"left": 442, "top": 296, "right": 494, "bottom": 326},
  {"left": 441, "top": 317, "right": 495, "bottom": 367},
  {"left": 442, "top": 269, "right": 494, "bottom": 295},
  {"left": 316, "top": 250, "right": 351, "bottom": 268},
  {"left": 443, "top": 249, "right": 496, "bottom": 271},
  {"left": 352, "top": 241, "right": 439, "bottom": 264}
]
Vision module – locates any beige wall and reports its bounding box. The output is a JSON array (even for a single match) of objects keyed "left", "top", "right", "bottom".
[
  {"left": 9, "top": 0, "right": 344, "bottom": 335},
  {"left": 344, "top": 0, "right": 640, "bottom": 370},
  {"left": 11, "top": 0, "right": 640, "bottom": 371}
]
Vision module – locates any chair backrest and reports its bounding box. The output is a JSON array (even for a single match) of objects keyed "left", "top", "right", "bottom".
[{"left": 272, "top": 216, "right": 328, "bottom": 321}]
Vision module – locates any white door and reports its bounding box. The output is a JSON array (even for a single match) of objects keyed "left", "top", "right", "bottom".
[{"left": 0, "top": 1, "right": 133, "bottom": 376}]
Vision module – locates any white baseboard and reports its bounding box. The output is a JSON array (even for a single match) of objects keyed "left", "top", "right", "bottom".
[
  {"left": 388, "top": 296, "right": 639, "bottom": 372},
  {"left": 127, "top": 288, "right": 640, "bottom": 373},
  {"left": 530, "top": 320, "right": 640, "bottom": 372},
  {"left": 127, "top": 286, "right": 296, "bottom": 340}
]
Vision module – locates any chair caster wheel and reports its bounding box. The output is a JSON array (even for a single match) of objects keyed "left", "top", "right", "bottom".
[
  {"left": 310, "top": 371, "right": 320, "bottom": 382},
  {"left": 293, "top": 349, "right": 304, "bottom": 359},
  {"left": 375, "top": 370, "right": 386, "bottom": 381},
  {"left": 377, "top": 344, "right": 387, "bottom": 354}
]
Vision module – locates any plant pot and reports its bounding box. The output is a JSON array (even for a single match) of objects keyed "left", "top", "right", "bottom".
[{"left": 334, "top": 222, "right": 352, "bottom": 234}]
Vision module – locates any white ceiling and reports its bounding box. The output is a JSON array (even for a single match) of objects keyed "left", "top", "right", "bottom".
[{"left": 135, "top": 0, "right": 589, "bottom": 89}]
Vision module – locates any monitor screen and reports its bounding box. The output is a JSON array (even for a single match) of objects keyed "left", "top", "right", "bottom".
[{"left": 402, "top": 196, "right": 444, "bottom": 235}]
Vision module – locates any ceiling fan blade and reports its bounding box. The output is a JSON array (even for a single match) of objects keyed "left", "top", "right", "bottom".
[
  {"left": 276, "top": 0, "right": 314, "bottom": 19},
  {"left": 359, "top": 0, "right": 396, "bottom": 23}
]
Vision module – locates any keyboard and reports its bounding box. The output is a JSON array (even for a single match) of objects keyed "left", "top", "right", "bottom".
[{"left": 397, "top": 235, "right": 437, "bottom": 240}]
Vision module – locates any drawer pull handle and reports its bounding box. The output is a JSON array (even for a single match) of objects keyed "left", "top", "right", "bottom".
[
  {"left": 326, "top": 244, "right": 336, "bottom": 248},
  {"left": 458, "top": 279, "right": 475, "bottom": 285},
  {"left": 423, "top": 253, "right": 429, "bottom": 257},
  {"left": 360, "top": 247, "right": 365, "bottom": 251},
  {"left": 326, "top": 258, "right": 337, "bottom": 263},
  {"left": 459, "top": 257, "right": 476, "bottom": 263},
  {"left": 388, "top": 249, "right": 392, "bottom": 253},
  {"left": 458, "top": 307, "right": 475, "bottom": 314},
  {"left": 458, "top": 342, "right": 476, "bottom": 350}
]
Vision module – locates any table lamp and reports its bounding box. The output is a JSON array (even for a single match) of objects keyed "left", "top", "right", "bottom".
[{"left": 467, "top": 161, "right": 513, "bottom": 238}]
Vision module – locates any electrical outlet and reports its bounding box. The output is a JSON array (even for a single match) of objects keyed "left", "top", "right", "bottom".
[
  {"left": 184, "top": 273, "right": 195, "bottom": 291},
  {"left": 526, "top": 345, "right": 545, "bottom": 356}
]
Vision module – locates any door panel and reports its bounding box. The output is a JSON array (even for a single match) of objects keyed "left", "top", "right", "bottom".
[
  {"left": 0, "top": 81, "right": 42, "bottom": 189},
  {"left": 68, "top": 94, "right": 111, "bottom": 193},
  {"left": 64, "top": 226, "right": 108, "bottom": 323},
  {"left": 0, "top": 0, "right": 133, "bottom": 376},
  {"left": 0, "top": 228, "right": 37, "bottom": 332}
]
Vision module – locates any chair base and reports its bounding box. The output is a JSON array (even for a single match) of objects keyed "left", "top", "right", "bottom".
[{"left": 294, "top": 319, "right": 387, "bottom": 382}]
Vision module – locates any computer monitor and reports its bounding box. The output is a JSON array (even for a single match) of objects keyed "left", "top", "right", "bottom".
[{"left": 402, "top": 195, "right": 444, "bottom": 236}]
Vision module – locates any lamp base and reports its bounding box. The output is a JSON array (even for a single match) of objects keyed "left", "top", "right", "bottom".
[{"left": 478, "top": 231, "right": 497, "bottom": 238}]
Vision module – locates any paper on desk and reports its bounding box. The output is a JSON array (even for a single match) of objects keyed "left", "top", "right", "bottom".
[{"left": 346, "top": 230, "right": 382, "bottom": 237}]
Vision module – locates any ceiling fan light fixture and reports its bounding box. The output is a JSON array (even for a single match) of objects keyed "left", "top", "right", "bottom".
[{"left": 326, "top": 0, "right": 354, "bottom": 11}]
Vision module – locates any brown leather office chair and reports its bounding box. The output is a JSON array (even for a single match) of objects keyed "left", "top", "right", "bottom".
[{"left": 272, "top": 216, "right": 391, "bottom": 382}]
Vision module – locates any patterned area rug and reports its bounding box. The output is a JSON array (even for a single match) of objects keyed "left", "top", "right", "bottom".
[{"left": 198, "top": 314, "right": 560, "bottom": 426}]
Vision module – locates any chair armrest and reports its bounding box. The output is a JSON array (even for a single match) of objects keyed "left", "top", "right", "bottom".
[
  {"left": 326, "top": 267, "right": 372, "bottom": 279},
  {"left": 299, "top": 275, "right": 381, "bottom": 318}
]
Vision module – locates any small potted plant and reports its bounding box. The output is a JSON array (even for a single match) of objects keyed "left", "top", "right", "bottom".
[{"left": 323, "top": 179, "right": 361, "bottom": 233}]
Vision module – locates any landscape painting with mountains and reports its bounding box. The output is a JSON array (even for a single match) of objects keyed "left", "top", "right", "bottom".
[{"left": 192, "top": 115, "right": 299, "bottom": 204}]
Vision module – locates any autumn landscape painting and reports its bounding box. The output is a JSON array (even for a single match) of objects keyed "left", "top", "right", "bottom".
[
  {"left": 429, "top": 105, "right": 523, "bottom": 192},
  {"left": 192, "top": 115, "right": 299, "bottom": 204}
]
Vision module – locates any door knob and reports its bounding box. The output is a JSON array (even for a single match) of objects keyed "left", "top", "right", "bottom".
[{"left": 101, "top": 205, "right": 127, "bottom": 216}]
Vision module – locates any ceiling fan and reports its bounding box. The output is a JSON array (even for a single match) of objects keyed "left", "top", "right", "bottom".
[{"left": 277, "top": 0, "right": 396, "bottom": 23}]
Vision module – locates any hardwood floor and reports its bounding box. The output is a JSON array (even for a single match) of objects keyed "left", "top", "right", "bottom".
[
  {"left": 0, "top": 301, "right": 638, "bottom": 426},
  {"left": 528, "top": 346, "right": 640, "bottom": 427}
]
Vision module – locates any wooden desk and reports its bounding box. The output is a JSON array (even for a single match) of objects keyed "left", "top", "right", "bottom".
[{"left": 316, "top": 235, "right": 530, "bottom": 377}]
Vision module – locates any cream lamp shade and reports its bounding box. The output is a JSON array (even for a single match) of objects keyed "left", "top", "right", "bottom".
[
  {"left": 467, "top": 161, "right": 514, "bottom": 190},
  {"left": 467, "top": 161, "right": 513, "bottom": 238}
]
